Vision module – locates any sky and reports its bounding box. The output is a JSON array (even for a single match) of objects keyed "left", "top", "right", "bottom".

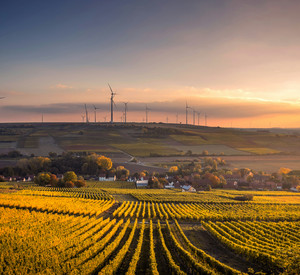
[{"left": 0, "top": 0, "right": 300, "bottom": 127}]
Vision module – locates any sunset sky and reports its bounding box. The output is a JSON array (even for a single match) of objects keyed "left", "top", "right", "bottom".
[{"left": 0, "top": 0, "right": 300, "bottom": 127}]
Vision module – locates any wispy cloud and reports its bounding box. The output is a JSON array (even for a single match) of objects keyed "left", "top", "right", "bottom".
[{"left": 52, "top": 83, "right": 73, "bottom": 89}]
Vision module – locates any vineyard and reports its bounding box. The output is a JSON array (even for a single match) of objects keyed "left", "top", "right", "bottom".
[{"left": 0, "top": 185, "right": 299, "bottom": 274}]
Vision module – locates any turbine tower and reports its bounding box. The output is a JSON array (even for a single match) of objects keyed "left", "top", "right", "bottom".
[
  {"left": 176, "top": 113, "right": 179, "bottom": 124},
  {"left": 93, "top": 105, "right": 100, "bottom": 123},
  {"left": 108, "top": 84, "right": 117, "bottom": 123},
  {"left": 123, "top": 102, "right": 128, "bottom": 123},
  {"left": 81, "top": 114, "right": 85, "bottom": 122},
  {"left": 84, "top": 104, "right": 89, "bottom": 123},
  {"left": 192, "top": 109, "right": 196, "bottom": 125},
  {"left": 197, "top": 111, "right": 201, "bottom": 125},
  {"left": 145, "top": 104, "right": 151, "bottom": 123},
  {"left": 205, "top": 113, "right": 208, "bottom": 127},
  {"left": 185, "top": 101, "right": 191, "bottom": 125}
]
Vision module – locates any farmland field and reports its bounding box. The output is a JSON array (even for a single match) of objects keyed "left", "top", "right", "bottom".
[{"left": 0, "top": 183, "right": 299, "bottom": 274}]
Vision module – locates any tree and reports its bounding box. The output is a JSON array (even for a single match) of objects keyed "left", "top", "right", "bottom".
[
  {"left": 17, "top": 157, "right": 51, "bottom": 175},
  {"left": 240, "top": 168, "right": 251, "bottom": 178},
  {"left": 169, "top": 166, "right": 179, "bottom": 175},
  {"left": 34, "top": 172, "right": 51, "bottom": 186},
  {"left": 158, "top": 177, "right": 168, "bottom": 186},
  {"left": 81, "top": 153, "right": 99, "bottom": 175},
  {"left": 97, "top": 156, "right": 113, "bottom": 171},
  {"left": 205, "top": 172, "right": 221, "bottom": 188},
  {"left": 148, "top": 177, "right": 163, "bottom": 189},
  {"left": 65, "top": 181, "right": 75, "bottom": 188},
  {"left": 49, "top": 174, "right": 58, "bottom": 187},
  {"left": 278, "top": 167, "right": 292, "bottom": 175},
  {"left": 75, "top": 176, "right": 86, "bottom": 188},
  {"left": 116, "top": 166, "right": 130, "bottom": 180},
  {"left": 193, "top": 164, "right": 202, "bottom": 173},
  {"left": 63, "top": 171, "right": 77, "bottom": 183}
]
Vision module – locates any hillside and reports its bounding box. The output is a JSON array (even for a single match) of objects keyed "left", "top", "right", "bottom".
[{"left": 1, "top": 123, "right": 300, "bottom": 156}]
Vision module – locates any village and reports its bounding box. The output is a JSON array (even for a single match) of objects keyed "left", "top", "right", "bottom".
[{"left": 1, "top": 152, "right": 299, "bottom": 193}]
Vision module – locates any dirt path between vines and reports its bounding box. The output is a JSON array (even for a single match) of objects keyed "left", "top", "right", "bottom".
[{"left": 179, "top": 223, "right": 268, "bottom": 274}]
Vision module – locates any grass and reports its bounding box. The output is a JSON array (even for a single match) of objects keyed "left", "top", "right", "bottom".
[
  {"left": 0, "top": 136, "right": 18, "bottom": 142},
  {"left": 23, "top": 136, "right": 39, "bottom": 148},
  {"left": 237, "top": 147, "right": 281, "bottom": 155},
  {"left": 110, "top": 142, "right": 181, "bottom": 157}
]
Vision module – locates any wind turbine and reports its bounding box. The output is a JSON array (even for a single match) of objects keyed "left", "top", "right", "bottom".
[
  {"left": 185, "top": 101, "right": 192, "bottom": 125},
  {"left": 205, "top": 113, "right": 208, "bottom": 127},
  {"left": 81, "top": 114, "right": 85, "bottom": 122},
  {"left": 84, "top": 104, "right": 89, "bottom": 123},
  {"left": 192, "top": 109, "right": 196, "bottom": 125},
  {"left": 123, "top": 102, "right": 128, "bottom": 123},
  {"left": 103, "top": 115, "right": 107, "bottom": 122},
  {"left": 176, "top": 113, "right": 179, "bottom": 124},
  {"left": 145, "top": 104, "right": 151, "bottom": 123},
  {"left": 197, "top": 111, "right": 201, "bottom": 125},
  {"left": 108, "top": 84, "right": 117, "bottom": 123},
  {"left": 93, "top": 105, "right": 100, "bottom": 123}
]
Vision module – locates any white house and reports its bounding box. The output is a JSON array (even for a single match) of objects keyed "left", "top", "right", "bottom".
[
  {"left": 136, "top": 177, "right": 148, "bottom": 188},
  {"left": 99, "top": 175, "right": 116, "bottom": 181},
  {"left": 165, "top": 181, "right": 175, "bottom": 189},
  {"left": 181, "top": 185, "right": 196, "bottom": 192}
]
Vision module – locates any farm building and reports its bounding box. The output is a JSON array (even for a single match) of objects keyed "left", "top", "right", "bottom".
[
  {"left": 99, "top": 174, "right": 116, "bottom": 181},
  {"left": 136, "top": 177, "right": 149, "bottom": 188},
  {"left": 181, "top": 185, "right": 196, "bottom": 192}
]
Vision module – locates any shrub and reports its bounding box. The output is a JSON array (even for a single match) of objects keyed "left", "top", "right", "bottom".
[
  {"left": 65, "top": 181, "right": 75, "bottom": 188},
  {"left": 75, "top": 179, "right": 86, "bottom": 188},
  {"left": 234, "top": 194, "right": 254, "bottom": 201}
]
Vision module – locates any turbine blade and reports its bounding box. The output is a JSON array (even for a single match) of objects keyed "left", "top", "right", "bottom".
[{"left": 108, "top": 83, "right": 113, "bottom": 93}]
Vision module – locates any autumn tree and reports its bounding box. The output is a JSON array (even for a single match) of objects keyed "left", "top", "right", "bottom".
[
  {"left": 148, "top": 177, "right": 164, "bottom": 189},
  {"left": 278, "top": 167, "right": 292, "bottom": 175},
  {"left": 34, "top": 172, "right": 51, "bottom": 186},
  {"left": 169, "top": 166, "right": 179, "bottom": 175},
  {"left": 18, "top": 157, "right": 51, "bottom": 175},
  {"left": 75, "top": 176, "right": 86, "bottom": 188},
  {"left": 63, "top": 171, "right": 77, "bottom": 183},
  {"left": 116, "top": 166, "right": 130, "bottom": 180},
  {"left": 49, "top": 174, "right": 58, "bottom": 187},
  {"left": 97, "top": 156, "right": 113, "bottom": 171}
]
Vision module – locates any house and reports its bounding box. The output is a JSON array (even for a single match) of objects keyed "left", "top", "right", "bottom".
[
  {"left": 99, "top": 174, "right": 116, "bottom": 181},
  {"left": 164, "top": 181, "right": 175, "bottom": 189},
  {"left": 181, "top": 185, "right": 196, "bottom": 192},
  {"left": 136, "top": 177, "right": 148, "bottom": 188},
  {"left": 290, "top": 187, "right": 299, "bottom": 192}
]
